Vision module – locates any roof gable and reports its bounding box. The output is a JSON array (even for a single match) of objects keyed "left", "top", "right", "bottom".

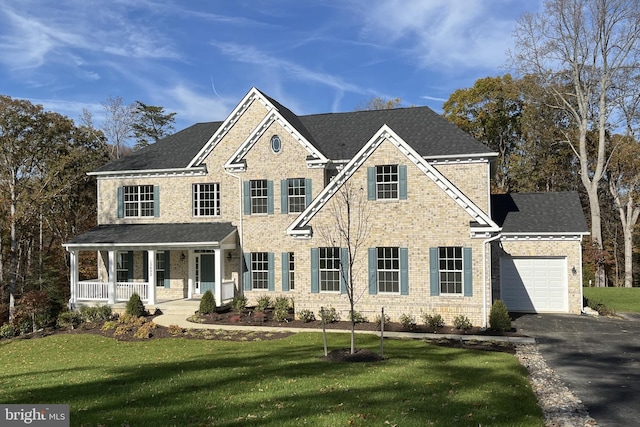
[
  {"left": 287, "top": 124, "right": 499, "bottom": 237},
  {"left": 223, "top": 89, "right": 328, "bottom": 171}
]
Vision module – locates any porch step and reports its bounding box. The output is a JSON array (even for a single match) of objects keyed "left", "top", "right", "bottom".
[{"left": 152, "top": 299, "right": 200, "bottom": 316}]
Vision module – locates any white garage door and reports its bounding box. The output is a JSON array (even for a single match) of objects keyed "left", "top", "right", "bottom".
[{"left": 500, "top": 257, "right": 568, "bottom": 313}]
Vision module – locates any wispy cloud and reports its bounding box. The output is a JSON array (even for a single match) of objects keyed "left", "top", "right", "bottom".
[
  {"left": 353, "top": 0, "right": 528, "bottom": 71},
  {"left": 210, "top": 41, "right": 367, "bottom": 96},
  {"left": 0, "top": 0, "right": 181, "bottom": 71}
]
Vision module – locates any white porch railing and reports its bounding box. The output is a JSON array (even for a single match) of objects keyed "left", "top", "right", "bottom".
[
  {"left": 76, "top": 281, "right": 109, "bottom": 300},
  {"left": 221, "top": 280, "right": 235, "bottom": 302},
  {"left": 116, "top": 282, "right": 149, "bottom": 302},
  {"left": 76, "top": 280, "right": 149, "bottom": 302}
]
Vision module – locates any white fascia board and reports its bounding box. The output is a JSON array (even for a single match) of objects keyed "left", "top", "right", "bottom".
[
  {"left": 64, "top": 241, "right": 224, "bottom": 251},
  {"left": 224, "top": 98, "right": 328, "bottom": 170},
  {"left": 187, "top": 87, "right": 262, "bottom": 168},
  {"left": 287, "top": 124, "right": 500, "bottom": 234},
  {"left": 500, "top": 232, "right": 589, "bottom": 241},
  {"left": 425, "top": 152, "right": 498, "bottom": 162},
  {"left": 225, "top": 112, "right": 277, "bottom": 169},
  {"left": 88, "top": 166, "right": 207, "bottom": 178}
]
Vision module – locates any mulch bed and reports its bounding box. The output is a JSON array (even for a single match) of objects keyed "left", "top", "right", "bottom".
[{"left": 8, "top": 307, "right": 521, "bottom": 358}]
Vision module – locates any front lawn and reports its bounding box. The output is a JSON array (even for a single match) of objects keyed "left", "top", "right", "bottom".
[
  {"left": 0, "top": 333, "right": 543, "bottom": 426},
  {"left": 584, "top": 286, "right": 640, "bottom": 313}
]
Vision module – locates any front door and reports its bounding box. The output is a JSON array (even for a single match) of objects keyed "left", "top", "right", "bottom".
[{"left": 196, "top": 253, "right": 215, "bottom": 295}]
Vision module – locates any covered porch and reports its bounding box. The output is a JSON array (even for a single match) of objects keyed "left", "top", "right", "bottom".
[{"left": 64, "top": 223, "right": 239, "bottom": 307}]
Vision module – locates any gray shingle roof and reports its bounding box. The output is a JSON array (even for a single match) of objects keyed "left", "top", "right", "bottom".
[
  {"left": 95, "top": 122, "right": 222, "bottom": 172},
  {"left": 491, "top": 192, "right": 588, "bottom": 234},
  {"left": 299, "top": 106, "right": 492, "bottom": 160},
  {"left": 65, "top": 223, "right": 236, "bottom": 247},
  {"left": 95, "top": 89, "right": 494, "bottom": 172}
]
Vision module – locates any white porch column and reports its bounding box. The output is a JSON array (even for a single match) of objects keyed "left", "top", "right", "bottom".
[
  {"left": 187, "top": 250, "right": 194, "bottom": 299},
  {"left": 69, "top": 250, "right": 78, "bottom": 307},
  {"left": 148, "top": 249, "right": 156, "bottom": 305},
  {"left": 214, "top": 248, "right": 222, "bottom": 307},
  {"left": 108, "top": 250, "right": 116, "bottom": 304}
]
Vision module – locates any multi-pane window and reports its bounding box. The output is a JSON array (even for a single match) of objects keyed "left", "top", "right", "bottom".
[
  {"left": 319, "top": 247, "right": 341, "bottom": 292},
  {"left": 251, "top": 252, "right": 269, "bottom": 290},
  {"left": 193, "top": 183, "right": 220, "bottom": 216},
  {"left": 376, "top": 165, "right": 399, "bottom": 199},
  {"left": 250, "top": 180, "right": 268, "bottom": 214},
  {"left": 155, "top": 251, "right": 165, "bottom": 287},
  {"left": 116, "top": 252, "right": 129, "bottom": 282},
  {"left": 288, "top": 252, "right": 295, "bottom": 290},
  {"left": 124, "top": 185, "right": 155, "bottom": 217},
  {"left": 377, "top": 247, "right": 399, "bottom": 293},
  {"left": 439, "top": 247, "right": 463, "bottom": 294},
  {"left": 287, "top": 178, "right": 306, "bottom": 213}
]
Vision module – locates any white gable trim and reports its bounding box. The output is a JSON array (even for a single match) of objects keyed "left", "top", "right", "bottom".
[
  {"left": 224, "top": 98, "right": 328, "bottom": 171},
  {"left": 287, "top": 124, "right": 499, "bottom": 237},
  {"left": 187, "top": 88, "right": 267, "bottom": 168}
]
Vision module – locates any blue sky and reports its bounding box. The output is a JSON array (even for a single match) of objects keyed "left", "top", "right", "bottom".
[{"left": 0, "top": 0, "right": 542, "bottom": 132}]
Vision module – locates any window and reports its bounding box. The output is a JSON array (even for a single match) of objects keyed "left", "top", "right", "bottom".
[
  {"left": 116, "top": 252, "right": 130, "bottom": 282},
  {"left": 270, "top": 134, "right": 282, "bottom": 153},
  {"left": 288, "top": 252, "right": 295, "bottom": 290},
  {"left": 250, "top": 180, "right": 268, "bottom": 214},
  {"left": 155, "top": 251, "right": 166, "bottom": 287},
  {"left": 287, "top": 178, "right": 306, "bottom": 213},
  {"left": 193, "top": 183, "right": 220, "bottom": 216},
  {"left": 122, "top": 185, "right": 155, "bottom": 217},
  {"left": 369, "top": 247, "right": 408, "bottom": 295},
  {"left": 367, "top": 165, "right": 407, "bottom": 200},
  {"left": 251, "top": 252, "right": 269, "bottom": 290},
  {"left": 377, "top": 247, "right": 399, "bottom": 293},
  {"left": 319, "top": 247, "right": 341, "bottom": 292},
  {"left": 376, "top": 165, "right": 398, "bottom": 199},
  {"left": 439, "top": 247, "right": 463, "bottom": 294}
]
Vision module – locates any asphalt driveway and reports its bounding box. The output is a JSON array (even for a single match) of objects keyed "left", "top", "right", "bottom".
[{"left": 514, "top": 313, "right": 640, "bottom": 427}]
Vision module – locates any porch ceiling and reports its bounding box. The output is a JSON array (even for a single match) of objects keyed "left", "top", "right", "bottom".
[{"left": 64, "top": 222, "right": 237, "bottom": 250}]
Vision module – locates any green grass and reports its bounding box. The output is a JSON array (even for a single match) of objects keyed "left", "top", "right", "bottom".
[
  {"left": 584, "top": 286, "right": 640, "bottom": 313},
  {"left": 0, "top": 333, "right": 543, "bottom": 427}
]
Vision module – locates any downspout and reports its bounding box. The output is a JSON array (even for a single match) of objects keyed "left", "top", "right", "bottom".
[
  {"left": 225, "top": 170, "right": 244, "bottom": 291},
  {"left": 482, "top": 233, "right": 502, "bottom": 329}
]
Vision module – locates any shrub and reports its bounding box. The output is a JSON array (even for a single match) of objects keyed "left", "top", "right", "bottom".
[
  {"left": 422, "top": 312, "right": 444, "bottom": 330},
  {"left": 199, "top": 290, "right": 217, "bottom": 314},
  {"left": 125, "top": 293, "right": 146, "bottom": 317},
  {"left": 453, "top": 314, "right": 473, "bottom": 332},
  {"left": 253, "top": 311, "right": 267, "bottom": 323},
  {"left": 273, "top": 297, "right": 291, "bottom": 322},
  {"left": 399, "top": 313, "right": 416, "bottom": 330},
  {"left": 319, "top": 306, "right": 339, "bottom": 323},
  {"left": 348, "top": 310, "right": 368, "bottom": 324},
  {"left": 232, "top": 295, "right": 248, "bottom": 312},
  {"left": 374, "top": 313, "right": 391, "bottom": 330},
  {"left": 101, "top": 321, "right": 117, "bottom": 331},
  {"left": 0, "top": 323, "right": 15, "bottom": 339},
  {"left": 256, "top": 295, "right": 272, "bottom": 312},
  {"left": 168, "top": 324, "right": 183, "bottom": 336},
  {"left": 80, "top": 305, "right": 112, "bottom": 322},
  {"left": 133, "top": 321, "right": 157, "bottom": 339},
  {"left": 298, "top": 309, "right": 315, "bottom": 323},
  {"left": 57, "top": 311, "right": 83, "bottom": 330},
  {"left": 489, "top": 300, "right": 512, "bottom": 332}
]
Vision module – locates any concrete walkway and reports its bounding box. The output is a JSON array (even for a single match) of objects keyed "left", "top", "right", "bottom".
[{"left": 153, "top": 311, "right": 535, "bottom": 344}]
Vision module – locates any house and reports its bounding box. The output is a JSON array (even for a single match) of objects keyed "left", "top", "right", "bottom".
[{"left": 63, "top": 87, "right": 589, "bottom": 327}]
